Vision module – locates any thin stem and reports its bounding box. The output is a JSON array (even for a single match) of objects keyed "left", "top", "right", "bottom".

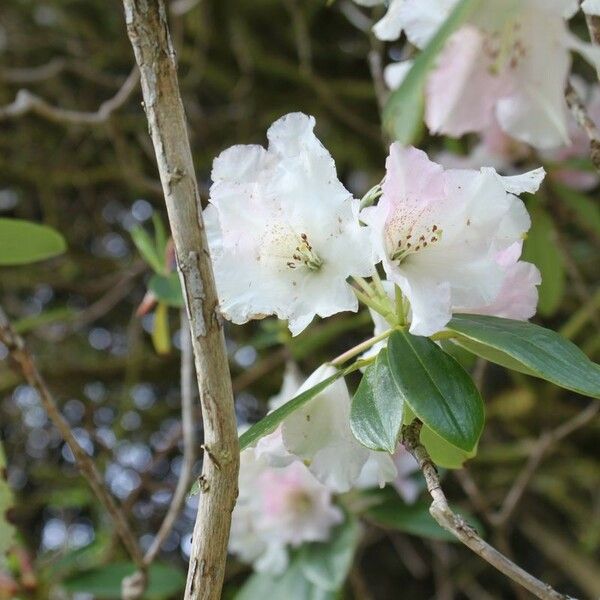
[
  {"left": 565, "top": 81, "right": 600, "bottom": 173},
  {"left": 353, "top": 275, "right": 376, "bottom": 296},
  {"left": 395, "top": 285, "right": 407, "bottom": 326},
  {"left": 0, "top": 306, "right": 145, "bottom": 570},
  {"left": 490, "top": 401, "right": 600, "bottom": 528},
  {"left": 371, "top": 269, "right": 387, "bottom": 298},
  {"left": 330, "top": 329, "right": 394, "bottom": 367},
  {"left": 121, "top": 3, "right": 239, "bottom": 599},
  {"left": 401, "top": 420, "right": 577, "bottom": 600},
  {"left": 143, "top": 311, "right": 197, "bottom": 565},
  {"left": 0, "top": 67, "right": 140, "bottom": 124},
  {"left": 351, "top": 276, "right": 397, "bottom": 323}
]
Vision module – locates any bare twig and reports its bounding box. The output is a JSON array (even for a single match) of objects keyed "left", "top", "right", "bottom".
[
  {"left": 0, "top": 58, "right": 66, "bottom": 84},
  {"left": 491, "top": 401, "right": 600, "bottom": 528},
  {"left": 121, "top": 2, "right": 239, "bottom": 599},
  {"left": 0, "top": 306, "right": 144, "bottom": 570},
  {"left": 67, "top": 261, "right": 147, "bottom": 330},
  {"left": 401, "top": 420, "right": 577, "bottom": 600},
  {"left": 169, "top": 0, "right": 202, "bottom": 15},
  {"left": 143, "top": 311, "right": 196, "bottom": 565},
  {"left": 0, "top": 67, "right": 140, "bottom": 124},
  {"left": 521, "top": 518, "right": 600, "bottom": 599},
  {"left": 367, "top": 36, "right": 388, "bottom": 113},
  {"left": 284, "top": 0, "right": 313, "bottom": 75},
  {"left": 565, "top": 81, "right": 600, "bottom": 172}
]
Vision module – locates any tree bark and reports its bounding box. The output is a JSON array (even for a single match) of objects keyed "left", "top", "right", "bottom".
[{"left": 121, "top": 2, "right": 239, "bottom": 598}]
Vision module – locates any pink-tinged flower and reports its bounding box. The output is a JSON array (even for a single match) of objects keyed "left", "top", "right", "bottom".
[
  {"left": 382, "top": 0, "right": 600, "bottom": 149},
  {"left": 361, "top": 144, "right": 544, "bottom": 336},
  {"left": 434, "top": 80, "right": 600, "bottom": 191},
  {"left": 205, "top": 113, "right": 373, "bottom": 336},
  {"left": 435, "top": 121, "right": 531, "bottom": 174},
  {"left": 230, "top": 446, "right": 343, "bottom": 574}
]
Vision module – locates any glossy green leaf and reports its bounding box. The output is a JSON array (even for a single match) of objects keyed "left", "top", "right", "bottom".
[
  {"left": 237, "top": 557, "right": 335, "bottom": 600},
  {"left": 446, "top": 314, "right": 600, "bottom": 398},
  {"left": 522, "top": 207, "right": 565, "bottom": 316},
  {"left": 151, "top": 302, "right": 171, "bottom": 355},
  {"left": 300, "top": 518, "right": 360, "bottom": 591},
  {"left": 387, "top": 331, "right": 484, "bottom": 453},
  {"left": 0, "top": 439, "right": 16, "bottom": 567},
  {"left": 149, "top": 273, "right": 184, "bottom": 307},
  {"left": 367, "top": 497, "right": 483, "bottom": 542},
  {"left": 62, "top": 562, "right": 185, "bottom": 600},
  {"left": 350, "top": 350, "right": 403, "bottom": 453},
  {"left": 0, "top": 218, "right": 66, "bottom": 266},
  {"left": 382, "top": 0, "right": 482, "bottom": 143},
  {"left": 131, "top": 224, "right": 163, "bottom": 274},
  {"left": 403, "top": 404, "right": 475, "bottom": 469},
  {"left": 239, "top": 370, "right": 345, "bottom": 451}
]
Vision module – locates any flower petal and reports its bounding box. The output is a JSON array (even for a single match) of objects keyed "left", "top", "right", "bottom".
[{"left": 425, "top": 26, "right": 508, "bottom": 137}]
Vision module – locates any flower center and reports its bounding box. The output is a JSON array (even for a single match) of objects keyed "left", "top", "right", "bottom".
[
  {"left": 286, "top": 233, "right": 324, "bottom": 272},
  {"left": 389, "top": 223, "right": 442, "bottom": 264},
  {"left": 484, "top": 20, "right": 526, "bottom": 75},
  {"left": 286, "top": 489, "right": 314, "bottom": 515},
  {"left": 260, "top": 225, "right": 324, "bottom": 272}
]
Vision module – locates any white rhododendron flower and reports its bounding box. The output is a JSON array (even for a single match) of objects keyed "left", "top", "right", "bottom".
[
  {"left": 255, "top": 364, "right": 397, "bottom": 493},
  {"left": 280, "top": 365, "right": 397, "bottom": 493},
  {"left": 356, "top": 446, "right": 421, "bottom": 504},
  {"left": 205, "top": 112, "right": 373, "bottom": 336},
  {"left": 378, "top": 0, "right": 600, "bottom": 148},
  {"left": 361, "top": 144, "right": 544, "bottom": 336},
  {"left": 230, "top": 446, "right": 343, "bottom": 574}
]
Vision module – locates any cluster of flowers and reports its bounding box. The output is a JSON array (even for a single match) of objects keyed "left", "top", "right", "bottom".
[
  {"left": 206, "top": 112, "right": 543, "bottom": 338},
  {"left": 358, "top": 0, "right": 600, "bottom": 151},
  {"left": 205, "top": 112, "right": 545, "bottom": 571},
  {"left": 206, "top": 0, "right": 600, "bottom": 579},
  {"left": 230, "top": 363, "right": 419, "bottom": 573}
]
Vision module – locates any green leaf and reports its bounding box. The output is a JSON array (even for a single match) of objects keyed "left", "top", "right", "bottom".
[
  {"left": 522, "top": 207, "right": 565, "bottom": 316},
  {"left": 131, "top": 224, "right": 163, "bottom": 274},
  {"left": 387, "top": 331, "right": 484, "bottom": 453},
  {"left": 151, "top": 302, "right": 171, "bottom": 355},
  {"left": 553, "top": 182, "right": 600, "bottom": 237},
  {"left": 239, "top": 370, "right": 345, "bottom": 451},
  {"left": 0, "top": 218, "right": 66, "bottom": 266},
  {"left": 0, "top": 439, "right": 16, "bottom": 567},
  {"left": 236, "top": 557, "right": 335, "bottom": 600},
  {"left": 62, "top": 562, "right": 185, "bottom": 599},
  {"left": 446, "top": 314, "right": 600, "bottom": 398},
  {"left": 382, "top": 0, "right": 482, "bottom": 143},
  {"left": 148, "top": 273, "right": 184, "bottom": 307},
  {"left": 350, "top": 350, "right": 403, "bottom": 453},
  {"left": 300, "top": 519, "right": 360, "bottom": 591},
  {"left": 152, "top": 213, "right": 168, "bottom": 261},
  {"left": 367, "top": 497, "right": 483, "bottom": 542},
  {"left": 403, "top": 404, "right": 475, "bottom": 469}
]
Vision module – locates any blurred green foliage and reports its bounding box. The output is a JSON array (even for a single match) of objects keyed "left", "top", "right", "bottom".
[{"left": 0, "top": 0, "right": 598, "bottom": 598}]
